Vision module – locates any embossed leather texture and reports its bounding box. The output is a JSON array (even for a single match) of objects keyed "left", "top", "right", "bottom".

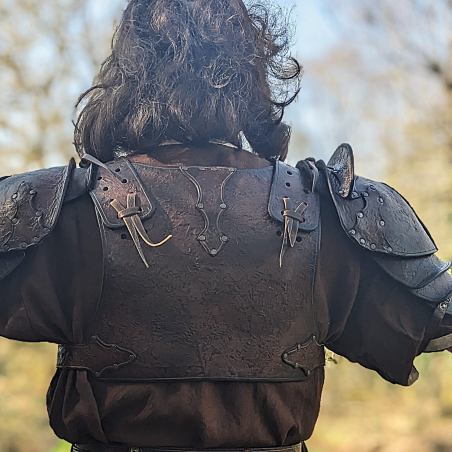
[
  {"left": 315, "top": 144, "right": 452, "bottom": 306},
  {"left": 59, "top": 160, "right": 324, "bottom": 382},
  {"left": 0, "top": 160, "right": 81, "bottom": 280}
]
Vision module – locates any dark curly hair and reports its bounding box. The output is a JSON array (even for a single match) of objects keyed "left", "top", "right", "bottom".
[{"left": 74, "top": 0, "right": 301, "bottom": 162}]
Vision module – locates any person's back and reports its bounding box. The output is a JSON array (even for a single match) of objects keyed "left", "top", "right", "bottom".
[{"left": 0, "top": 1, "right": 451, "bottom": 451}]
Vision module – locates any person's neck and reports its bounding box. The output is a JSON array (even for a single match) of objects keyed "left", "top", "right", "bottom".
[{"left": 127, "top": 143, "right": 272, "bottom": 169}]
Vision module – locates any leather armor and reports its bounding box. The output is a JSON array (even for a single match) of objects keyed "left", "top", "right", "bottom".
[
  {"left": 1, "top": 144, "right": 451, "bottom": 381},
  {"left": 58, "top": 157, "right": 324, "bottom": 381}
]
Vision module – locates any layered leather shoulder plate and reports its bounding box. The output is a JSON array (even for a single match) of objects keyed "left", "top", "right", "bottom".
[
  {"left": 0, "top": 159, "right": 90, "bottom": 281},
  {"left": 0, "top": 162, "right": 74, "bottom": 254},
  {"left": 326, "top": 144, "right": 436, "bottom": 257},
  {"left": 322, "top": 144, "right": 452, "bottom": 304}
]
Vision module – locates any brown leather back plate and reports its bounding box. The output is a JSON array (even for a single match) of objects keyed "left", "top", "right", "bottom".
[{"left": 62, "top": 161, "right": 323, "bottom": 382}]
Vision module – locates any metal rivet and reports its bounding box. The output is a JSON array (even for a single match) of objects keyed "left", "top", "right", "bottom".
[
  {"left": 95, "top": 372, "right": 101, "bottom": 378},
  {"left": 211, "top": 167, "right": 218, "bottom": 171},
  {"left": 43, "top": 227, "right": 50, "bottom": 233},
  {"left": 283, "top": 353, "right": 288, "bottom": 359},
  {"left": 210, "top": 249, "right": 218, "bottom": 256},
  {"left": 33, "top": 237, "right": 39, "bottom": 243},
  {"left": 12, "top": 193, "right": 18, "bottom": 199},
  {"left": 370, "top": 185, "right": 376, "bottom": 190},
  {"left": 349, "top": 229, "right": 356, "bottom": 235},
  {"left": 196, "top": 203, "right": 204, "bottom": 209},
  {"left": 3, "top": 245, "right": 10, "bottom": 251},
  {"left": 199, "top": 167, "right": 206, "bottom": 171},
  {"left": 360, "top": 238, "right": 366, "bottom": 244},
  {"left": 181, "top": 166, "right": 189, "bottom": 171},
  {"left": 370, "top": 244, "right": 376, "bottom": 250},
  {"left": 20, "top": 242, "right": 27, "bottom": 249},
  {"left": 338, "top": 189, "right": 344, "bottom": 195},
  {"left": 12, "top": 218, "right": 18, "bottom": 224},
  {"left": 294, "top": 363, "right": 299, "bottom": 368},
  {"left": 363, "top": 192, "right": 369, "bottom": 197},
  {"left": 228, "top": 168, "right": 235, "bottom": 172},
  {"left": 198, "top": 235, "right": 206, "bottom": 241},
  {"left": 306, "top": 370, "right": 312, "bottom": 376},
  {"left": 351, "top": 192, "right": 359, "bottom": 199},
  {"left": 29, "top": 189, "right": 36, "bottom": 195},
  {"left": 379, "top": 220, "right": 385, "bottom": 226},
  {"left": 113, "top": 364, "right": 119, "bottom": 370},
  {"left": 220, "top": 203, "right": 227, "bottom": 209},
  {"left": 220, "top": 235, "right": 228, "bottom": 242},
  {"left": 378, "top": 197, "right": 384, "bottom": 203},
  {"left": 130, "top": 448, "right": 141, "bottom": 452},
  {"left": 297, "top": 344, "right": 301, "bottom": 350},
  {"left": 387, "top": 247, "right": 393, "bottom": 253},
  {"left": 357, "top": 212, "right": 364, "bottom": 218},
  {"left": 36, "top": 211, "right": 42, "bottom": 217}
]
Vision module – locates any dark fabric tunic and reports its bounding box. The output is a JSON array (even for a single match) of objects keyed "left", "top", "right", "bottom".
[{"left": 0, "top": 145, "right": 450, "bottom": 447}]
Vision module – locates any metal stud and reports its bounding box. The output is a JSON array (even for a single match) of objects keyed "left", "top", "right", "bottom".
[
  {"left": 29, "top": 189, "right": 36, "bottom": 195},
  {"left": 43, "top": 227, "right": 50, "bottom": 233},
  {"left": 297, "top": 344, "right": 301, "bottom": 350},
  {"left": 220, "top": 203, "right": 227, "bottom": 209},
  {"left": 228, "top": 168, "right": 235, "bottom": 172},
  {"left": 349, "top": 229, "right": 356, "bottom": 235},
  {"left": 196, "top": 203, "right": 204, "bottom": 209},
  {"left": 379, "top": 220, "right": 385, "bottom": 226},
  {"left": 36, "top": 211, "right": 42, "bottom": 217},
  {"left": 351, "top": 192, "right": 359, "bottom": 199},
  {"left": 210, "top": 249, "right": 218, "bottom": 256},
  {"left": 283, "top": 353, "right": 288, "bottom": 359},
  {"left": 199, "top": 167, "right": 206, "bottom": 171},
  {"left": 338, "top": 189, "right": 344, "bottom": 195},
  {"left": 370, "top": 185, "right": 376, "bottom": 190},
  {"left": 370, "top": 244, "right": 376, "bottom": 250},
  {"left": 378, "top": 197, "right": 384, "bottom": 203},
  {"left": 113, "top": 364, "right": 119, "bottom": 370},
  {"left": 20, "top": 242, "right": 27, "bottom": 249},
  {"left": 12, "top": 193, "right": 18, "bottom": 199},
  {"left": 220, "top": 235, "right": 228, "bottom": 242},
  {"left": 181, "top": 166, "right": 189, "bottom": 171},
  {"left": 95, "top": 372, "right": 101, "bottom": 378},
  {"left": 357, "top": 212, "right": 364, "bottom": 218},
  {"left": 211, "top": 167, "right": 218, "bottom": 171},
  {"left": 11, "top": 218, "right": 18, "bottom": 224},
  {"left": 360, "top": 238, "right": 366, "bottom": 244},
  {"left": 294, "top": 363, "right": 299, "bottom": 368},
  {"left": 130, "top": 448, "right": 141, "bottom": 452},
  {"left": 387, "top": 247, "right": 393, "bottom": 253},
  {"left": 198, "top": 235, "right": 206, "bottom": 241},
  {"left": 363, "top": 192, "right": 369, "bottom": 197}
]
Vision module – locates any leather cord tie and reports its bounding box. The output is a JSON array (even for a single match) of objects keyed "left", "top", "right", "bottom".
[
  {"left": 111, "top": 193, "right": 172, "bottom": 268},
  {"left": 280, "top": 198, "right": 308, "bottom": 267}
]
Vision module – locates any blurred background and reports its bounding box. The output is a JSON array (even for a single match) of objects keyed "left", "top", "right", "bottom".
[{"left": 0, "top": 0, "right": 451, "bottom": 451}]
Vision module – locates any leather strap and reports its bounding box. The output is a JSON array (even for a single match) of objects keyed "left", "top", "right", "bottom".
[{"left": 72, "top": 442, "right": 305, "bottom": 452}]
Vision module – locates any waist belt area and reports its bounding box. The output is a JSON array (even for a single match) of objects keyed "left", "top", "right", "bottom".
[{"left": 72, "top": 442, "right": 306, "bottom": 452}]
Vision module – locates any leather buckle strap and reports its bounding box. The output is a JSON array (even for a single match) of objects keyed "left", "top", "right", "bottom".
[{"left": 72, "top": 442, "right": 305, "bottom": 452}]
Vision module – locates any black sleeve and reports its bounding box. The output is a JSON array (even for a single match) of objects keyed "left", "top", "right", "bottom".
[
  {"left": 316, "top": 190, "right": 451, "bottom": 387},
  {"left": 0, "top": 194, "right": 102, "bottom": 344}
]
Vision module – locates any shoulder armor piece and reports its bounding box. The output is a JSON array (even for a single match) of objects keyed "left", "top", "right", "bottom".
[
  {"left": 321, "top": 144, "right": 452, "bottom": 303},
  {"left": 0, "top": 159, "right": 79, "bottom": 280},
  {"left": 325, "top": 144, "right": 436, "bottom": 257}
]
